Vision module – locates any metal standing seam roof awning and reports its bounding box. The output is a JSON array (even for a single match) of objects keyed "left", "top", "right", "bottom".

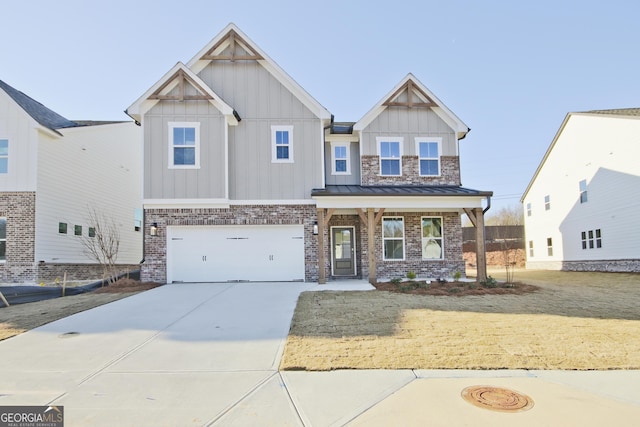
[{"left": 311, "top": 185, "right": 493, "bottom": 209}]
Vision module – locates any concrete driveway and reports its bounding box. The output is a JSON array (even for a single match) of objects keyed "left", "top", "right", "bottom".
[{"left": 1, "top": 282, "right": 639, "bottom": 426}]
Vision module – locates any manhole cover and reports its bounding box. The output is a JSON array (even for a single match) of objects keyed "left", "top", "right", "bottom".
[{"left": 461, "top": 385, "right": 534, "bottom": 412}]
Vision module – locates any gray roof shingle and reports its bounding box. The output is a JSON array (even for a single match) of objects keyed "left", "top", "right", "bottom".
[
  {"left": 0, "top": 79, "right": 79, "bottom": 132},
  {"left": 583, "top": 108, "right": 640, "bottom": 117}
]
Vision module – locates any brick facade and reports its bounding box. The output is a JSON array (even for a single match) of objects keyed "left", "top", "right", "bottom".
[
  {"left": 0, "top": 192, "right": 37, "bottom": 282},
  {"left": 361, "top": 155, "right": 460, "bottom": 186},
  {"left": 142, "top": 205, "right": 319, "bottom": 283},
  {"left": 325, "top": 211, "right": 465, "bottom": 281}
]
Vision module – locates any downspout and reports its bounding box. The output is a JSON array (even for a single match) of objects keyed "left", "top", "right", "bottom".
[{"left": 483, "top": 195, "right": 491, "bottom": 214}]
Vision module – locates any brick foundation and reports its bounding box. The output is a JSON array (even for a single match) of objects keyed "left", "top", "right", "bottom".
[
  {"left": 0, "top": 192, "right": 37, "bottom": 282},
  {"left": 526, "top": 259, "right": 640, "bottom": 273}
]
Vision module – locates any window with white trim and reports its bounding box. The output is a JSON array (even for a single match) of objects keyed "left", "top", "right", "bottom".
[
  {"left": 74, "top": 225, "right": 82, "bottom": 236},
  {"left": 377, "top": 137, "right": 402, "bottom": 176},
  {"left": 526, "top": 203, "right": 532, "bottom": 217},
  {"left": 382, "top": 217, "right": 405, "bottom": 260},
  {"left": 271, "top": 125, "right": 294, "bottom": 163},
  {"left": 579, "top": 179, "right": 588, "bottom": 203},
  {"left": 547, "top": 237, "right": 553, "bottom": 256},
  {"left": 59, "top": 222, "right": 67, "bottom": 234},
  {"left": 544, "top": 195, "right": 551, "bottom": 211},
  {"left": 416, "top": 138, "right": 441, "bottom": 176},
  {"left": 528, "top": 240, "right": 534, "bottom": 257},
  {"left": 0, "top": 139, "right": 7, "bottom": 174},
  {"left": 331, "top": 142, "right": 350, "bottom": 175},
  {"left": 581, "top": 229, "right": 602, "bottom": 249},
  {"left": 169, "top": 122, "right": 200, "bottom": 169},
  {"left": 421, "top": 217, "right": 443, "bottom": 259},
  {"left": 0, "top": 218, "right": 6, "bottom": 261}
]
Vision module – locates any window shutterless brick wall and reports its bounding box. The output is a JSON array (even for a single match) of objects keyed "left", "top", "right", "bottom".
[
  {"left": 0, "top": 192, "right": 36, "bottom": 282},
  {"left": 143, "top": 205, "right": 319, "bottom": 283},
  {"left": 361, "top": 156, "right": 460, "bottom": 186},
  {"left": 324, "top": 211, "right": 465, "bottom": 281}
]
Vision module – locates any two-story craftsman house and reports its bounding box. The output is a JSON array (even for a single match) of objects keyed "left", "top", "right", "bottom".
[{"left": 127, "top": 23, "right": 491, "bottom": 284}]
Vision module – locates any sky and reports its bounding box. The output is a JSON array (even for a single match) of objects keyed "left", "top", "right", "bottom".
[{"left": 2, "top": 0, "right": 639, "bottom": 215}]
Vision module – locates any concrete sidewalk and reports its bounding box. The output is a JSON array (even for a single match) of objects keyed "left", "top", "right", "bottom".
[{"left": 0, "top": 282, "right": 638, "bottom": 426}]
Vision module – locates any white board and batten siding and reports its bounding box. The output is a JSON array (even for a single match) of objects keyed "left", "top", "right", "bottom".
[
  {"left": 199, "top": 61, "right": 325, "bottom": 200},
  {"left": 35, "top": 122, "right": 143, "bottom": 264},
  {"left": 166, "top": 225, "right": 305, "bottom": 283},
  {"left": 523, "top": 113, "right": 640, "bottom": 267},
  {"left": 0, "top": 88, "right": 39, "bottom": 191}
]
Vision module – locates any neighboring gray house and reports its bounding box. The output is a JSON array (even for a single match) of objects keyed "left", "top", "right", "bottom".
[
  {"left": 0, "top": 80, "right": 142, "bottom": 283},
  {"left": 127, "top": 23, "right": 492, "bottom": 284}
]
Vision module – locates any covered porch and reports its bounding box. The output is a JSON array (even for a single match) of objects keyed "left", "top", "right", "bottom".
[{"left": 312, "top": 185, "right": 492, "bottom": 284}]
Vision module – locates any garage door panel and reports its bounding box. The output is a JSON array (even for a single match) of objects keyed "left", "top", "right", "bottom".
[{"left": 167, "top": 225, "right": 305, "bottom": 283}]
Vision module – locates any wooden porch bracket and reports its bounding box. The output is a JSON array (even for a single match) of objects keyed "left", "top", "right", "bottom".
[{"left": 464, "top": 208, "right": 488, "bottom": 282}]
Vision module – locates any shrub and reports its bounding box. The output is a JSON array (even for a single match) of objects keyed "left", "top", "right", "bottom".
[
  {"left": 448, "top": 287, "right": 462, "bottom": 293},
  {"left": 390, "top": 277, "right": 402, "bottom": 285},
  {"left": 453, "top": 271, "right": 462, "bottom": 281},
  {"left": 480, "top": 276, "right": 498, "bottom": 288},
  {"left": 406, "top": 271, "right": 417, "bottom": 280}
]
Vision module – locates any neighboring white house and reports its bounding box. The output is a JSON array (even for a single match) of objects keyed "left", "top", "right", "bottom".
[
  {"left": 0, "top": 79, "right": 143, "bottom": 283},
  {"left": 521, "top": 109, "right": 640, "bottom": 272}
]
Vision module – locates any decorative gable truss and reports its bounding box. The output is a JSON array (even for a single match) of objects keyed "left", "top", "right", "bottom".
[
  {"left": 200, "top": 28, "right": 264, "bottom": 61},
  {"left": 126, "top": 62, "right": 239, "bottom": 126},
  {"left": 383, "top": 79, "right": 435, "bottom": 108}
]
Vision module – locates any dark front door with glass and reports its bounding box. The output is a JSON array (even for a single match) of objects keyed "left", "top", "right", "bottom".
[{"left": 332, "top": 227, "right": 355, "bottom": 276}]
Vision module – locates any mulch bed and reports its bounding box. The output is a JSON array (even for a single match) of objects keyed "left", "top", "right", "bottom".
[
  {"left": 93, "top": 278, "right": 162, "bottom": 294},
  {"left": 373, "top": 279, "right": 539, "bottom": 296}
]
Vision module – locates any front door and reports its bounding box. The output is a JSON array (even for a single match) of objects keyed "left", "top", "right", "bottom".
[{"left": 331, "top": 227, "right": 356, "bottom": 276}]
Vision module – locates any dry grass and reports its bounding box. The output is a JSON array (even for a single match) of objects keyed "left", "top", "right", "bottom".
[
  {"left": 280, "top": 270, "right": 640, "bottom": 371},
  {"left": 0, "top": 279, "right": 161, "bottom": 341}
]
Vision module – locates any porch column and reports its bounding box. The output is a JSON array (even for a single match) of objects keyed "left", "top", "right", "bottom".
[
  {"left": 317, "top": 208, "right": 326, "bottom": 284},
  {"left": 367, "top": 208, "right": 376, "bottom": 284},
  {"left": 464, "top": 207, "right": 488, "bottom": 282}
]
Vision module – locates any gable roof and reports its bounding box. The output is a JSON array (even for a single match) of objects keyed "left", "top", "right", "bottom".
[
  {"left": 186, "top": 23, "right": 331, "bottom": 122},
  {"left": 353, "top": 74, "right": 469, "bottom": 140},
  {"left": 126, "top": 62, "right": 239, "bottom": 125},
  {"left": 520, "top": 107, "right": 640, "bottom": 202},
  {"left": 0, "top": 79, "right": 79, "bottom": 134}
]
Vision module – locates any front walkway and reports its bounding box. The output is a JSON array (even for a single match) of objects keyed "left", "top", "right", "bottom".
[{"left": 0, "top": 282, "right": 638, "bottom": 426}]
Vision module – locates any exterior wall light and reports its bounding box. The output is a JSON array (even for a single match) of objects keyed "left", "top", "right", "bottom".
[
  {"left": 313, "top": 221, "right": 319, "bottom": 235},
  {"left": 150, "top": 223, "right": 158, "bottom": 236}
]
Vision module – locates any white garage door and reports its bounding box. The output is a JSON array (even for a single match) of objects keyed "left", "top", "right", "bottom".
[{"left": 167, "top": 225, "right": 305, "bottom": 283}]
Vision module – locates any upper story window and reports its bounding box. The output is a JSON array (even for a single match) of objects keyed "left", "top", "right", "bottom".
[
  {"left": 382, "top": 217, "right": 405, "bottom": 260},
  {"left": 526, "top": 203, "right": 532, "bottom": 217},
  {"left": 0, "top": 139, "right": 8, "bottom": 174},
  {"left": 134, "top": 208, "right": 143, "bottom": 232},
  {"left": 271, "top": 125, "right": 294, "bottom": 163},
  {"left": 422, "top": 217, "right": 443, "bottom": 259},
  {"left": 579, "top": 179, "right": 588, "bottom": 203},
  {"left": 0, "top": 218, "right": 6, "bottom": 261},
  {"left": 416, "top": 138, "right": 441, "bottom": 176},
  {"left": 169, "top": 122, "right": 200, "bottom": 169},
  {"left": 377, "top": 137, "right": 403, "bottom": 176},
  {"left": 544, "top": 195, "right": 551, "bottom": 211},
  {"left": 331, "top": 142, "right": 351, "bottom": 175}
]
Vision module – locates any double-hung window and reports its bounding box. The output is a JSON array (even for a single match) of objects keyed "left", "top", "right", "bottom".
[
  {"left": 416, "top": 138, "right": 441, "bottom": 176},
  {"left": 382, "top": 217, "right": 405, "bottom": 260},
  {"left": 544, "top": 195, "right": 551, "bottom": 211},
  {"left": 331, "top": 142, "right": 350, "bottom": 175},
  {"left": 272, "top": 125, "right": 294, "bottom": 163},
  {"left": 0, "top": 139, "right": 8, "bottom": 174},
  {"left": 0, "top": 218, "right": 6, "bottom": 261},
  {"left": 169, "top": 122, "right": 200, "bottom": 169},
  {"left": 377, "top": 137, "right": 402, "bottom": 176},
  {"left": 422, "top": 217, "right": 443, "bottom": 259}
]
